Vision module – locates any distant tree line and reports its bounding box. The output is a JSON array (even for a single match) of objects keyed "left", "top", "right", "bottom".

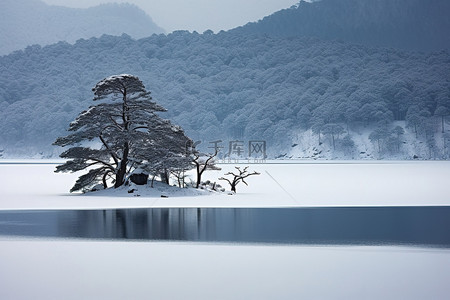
[
  {"left": 233, "top": 0, "right": 450, "bottom": 52},
  {"left": 0, "top": 31, "right": 449, "bottom": 157}
]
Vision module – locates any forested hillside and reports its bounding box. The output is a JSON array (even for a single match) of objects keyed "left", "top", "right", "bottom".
[
  {"left": 0, "top": 0, "right": 164, "bottom": 55},
  {"left": 0, "top": 31, "right": 449, "bottom": 158},
  {"left": 234, "top": 0, "right": 450, "bottom": 51}
]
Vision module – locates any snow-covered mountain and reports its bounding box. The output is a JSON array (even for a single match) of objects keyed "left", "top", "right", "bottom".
[
  {"left": 0, "top": 32, "right": 448, "bottom": 159},
  {"left": 0, "top": 0, "right": 164, "bottom": 55},
  {"left": 233, "top": 0, "right": 450, "bottom": 52},
  {"left": 0, "top": 1, "right": 449, "bottom": 159}
]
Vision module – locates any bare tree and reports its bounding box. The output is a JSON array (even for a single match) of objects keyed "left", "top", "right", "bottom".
[
  {"left": 192, "top": 149, "right": 221, "bottom": 188},
  {"left": 219, "top": 166, "right": 260, "bottom": 193},
  {"left": 170, "top": 170, "right": 186, "bottom": 188}
]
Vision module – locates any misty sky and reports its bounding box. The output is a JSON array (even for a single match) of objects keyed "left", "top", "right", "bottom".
[{"left": 42, "top": 0, "right": 299, "bottom": 33}]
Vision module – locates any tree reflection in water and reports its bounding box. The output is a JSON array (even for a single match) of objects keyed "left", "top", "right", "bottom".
[{"left": 1, "top": 207, "right": 450, "bottom": 247}]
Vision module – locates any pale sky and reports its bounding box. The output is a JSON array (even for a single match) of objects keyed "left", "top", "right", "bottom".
[{"left": 42, "top": 0, "right": 299, "bottom": 33}]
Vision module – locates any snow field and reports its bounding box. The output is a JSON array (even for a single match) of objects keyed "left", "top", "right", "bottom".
[
  {"left": 0, "top": 239, "right": 449, "bottom": 300},
  {"left": 1, "top": 161, "right": 450, "bottom": 209}
]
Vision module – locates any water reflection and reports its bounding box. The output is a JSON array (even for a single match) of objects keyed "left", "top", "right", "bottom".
[
  {"left": 57, "top": 208, "right": 246, "bottom": 241},
  {"left": 1, "top": 207, "right": 450, "bottom": 247}
]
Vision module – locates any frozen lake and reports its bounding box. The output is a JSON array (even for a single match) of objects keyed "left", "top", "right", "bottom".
[
  {"left": 1, "top": 161, "right": 450, "bottom": 299},
  {"left": 1, "top": 207, "right": 450, "bottom": 247}
]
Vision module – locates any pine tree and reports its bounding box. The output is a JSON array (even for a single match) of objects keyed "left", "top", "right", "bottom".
[
  {"left": 391, "top": 125, "right": 405, "bottom": 152},
  {"left": 369, "top": 126, "right": 389, "bottom": 153},
  {"left": 322, "top": 123, "right": 345, "bottom": 150},
  {"left": 54, "top": 74, "right": 193, "bottom": 192}
]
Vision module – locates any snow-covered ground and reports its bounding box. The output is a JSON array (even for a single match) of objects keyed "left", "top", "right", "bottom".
[
  {"left": 1, "top": 161, "right": 450, "bottom": 299},
  {"left": 0, "top": 239, "right": 448, "bottom": 300},
  {"left": 1, "top": 160, "right": 450, "bottom": 209}
]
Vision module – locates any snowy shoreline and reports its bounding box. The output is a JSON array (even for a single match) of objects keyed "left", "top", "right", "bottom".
[{"left": 1, "top": 160, "right": 450, "bottom": 210}]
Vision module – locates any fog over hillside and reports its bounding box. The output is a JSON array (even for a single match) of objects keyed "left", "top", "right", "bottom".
[
  {"left": 234, "top": 0, "right": 450, "bottom": 51},
  {"left": 0, "top": 0, "right": 164, "bottom": 55}
]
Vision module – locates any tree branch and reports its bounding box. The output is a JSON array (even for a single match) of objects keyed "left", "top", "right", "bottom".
[
  {"left": 108, "top": 116, "right": 123, "bottom": 130},
  {"left": 199, "top": 149, "right": 218, "bottom": 175},
  {"left": 132, "top": 126, "right": 149, "bottom": 131},
  {"left": 99, "top": 134, "right": 119, "bottom": 166},
  {"left": 87, "top": 157, "right": 116, "bottom": 171},
  {"left": 218, "top": 177, "right": 232, "bottom": 186}
]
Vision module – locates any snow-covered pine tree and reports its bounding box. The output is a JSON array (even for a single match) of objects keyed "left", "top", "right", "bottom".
[
  {"left": 132, "top": 117, "right": 195, "bottom": 185},
  {"left": 54, "top": 74, "right": 194, "bottom": 192}
]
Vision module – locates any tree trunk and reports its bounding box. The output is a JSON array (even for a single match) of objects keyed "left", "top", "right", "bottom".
[
  {"left": 115, "top": 142, "right": 129, "bottom": 188},
  {"left": 182, "top": 170, "right": 185, "bottom": 188},
  {"left": 116, "top": 88, "right": 129, "bottom": 189},
  {"left": 231, "top": 182, "right": 237, "bottom": 192},
  {"left": 151, "top": 175, "right": 156, "bottom": 188},
  {"left": 160, "top": 169, "right": 170, "bottom": 185},
  {"left": 196, "top": 164, "right": 201, "bottom": 188},
  {"left": 102, "top": 171, "right": 109, "bottom": 189}
]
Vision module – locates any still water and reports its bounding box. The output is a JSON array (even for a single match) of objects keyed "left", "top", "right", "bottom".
[{"left": 0, "top": 207, "right": 449, "bottom": 247}]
